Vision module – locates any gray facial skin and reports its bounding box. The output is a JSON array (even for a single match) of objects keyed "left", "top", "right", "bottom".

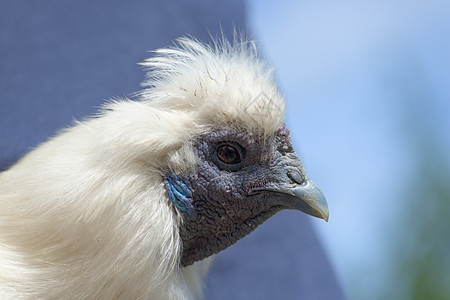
[{"left": 166, "top": 126, "right": 328, "bottom": 267}]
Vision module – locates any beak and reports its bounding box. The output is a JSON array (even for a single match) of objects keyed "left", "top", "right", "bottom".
[
  {"left": 275, "top": 179, "right": 329, "bottom": 221},
  {"left": 261, "top": 151, "right": 329, "bottom": 221}
]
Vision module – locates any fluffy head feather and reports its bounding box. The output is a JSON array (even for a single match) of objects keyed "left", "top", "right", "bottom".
[
  {"left": 139, "top": 37, "right": 285, "bottom": 136},
  {"left": 0, "top": 37, "right": 327, "bottom": 299}
]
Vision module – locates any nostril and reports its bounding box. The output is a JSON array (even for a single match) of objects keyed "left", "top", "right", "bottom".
[{"left": 287, "top": 170, "right": 305, "bottom": 184}]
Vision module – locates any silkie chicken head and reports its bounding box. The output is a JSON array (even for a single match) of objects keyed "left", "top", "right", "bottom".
[{"left": 0, "top": 37, "right": 328, "bottom": 299}]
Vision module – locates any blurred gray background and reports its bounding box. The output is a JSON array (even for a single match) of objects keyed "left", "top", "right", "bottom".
[{"left": 0, "top": 1, "right": 343, "bottom": 299}]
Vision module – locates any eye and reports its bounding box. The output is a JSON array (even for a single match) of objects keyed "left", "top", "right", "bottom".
[{"left": 216, "top": 143, "right": 242, "bottom": 165}]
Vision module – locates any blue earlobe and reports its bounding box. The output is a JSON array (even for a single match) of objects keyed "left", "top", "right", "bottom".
[{"left": 165, "top": 174, "right": 196, "bottom": 217}]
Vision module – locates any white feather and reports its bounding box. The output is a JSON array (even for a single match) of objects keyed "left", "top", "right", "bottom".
[{"left": 0, "top": 37, "right": 286, "bottom": 299}]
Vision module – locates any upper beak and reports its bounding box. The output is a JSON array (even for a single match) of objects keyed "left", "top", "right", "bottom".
[
  {"left": 262, "top": 151, "right": 329, "bottom": 222},
  {"left": 276, "top": 179, "right": 329, "bottom": 222}
]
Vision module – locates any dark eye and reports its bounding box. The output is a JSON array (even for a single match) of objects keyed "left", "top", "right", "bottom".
[{"left": 217, "top": 144, "right": 242, "bottom": 165}]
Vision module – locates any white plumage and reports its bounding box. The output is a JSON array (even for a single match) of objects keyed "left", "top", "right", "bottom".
[{"left": 0, "top": 37, "right": 327, "bottom": 299}]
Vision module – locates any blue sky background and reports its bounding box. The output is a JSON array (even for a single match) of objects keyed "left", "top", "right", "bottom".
[{"left": 248, "top": 0, "right": 450, "bottom": 298}]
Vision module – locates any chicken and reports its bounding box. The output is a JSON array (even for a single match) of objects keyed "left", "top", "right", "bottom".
[{"left": 0, "top": 37, "right": 328, "bottom": 299}]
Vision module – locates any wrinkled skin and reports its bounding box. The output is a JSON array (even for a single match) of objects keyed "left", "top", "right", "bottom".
[{"left": 165, "top": 126, "right": 325, "bottom": 267}]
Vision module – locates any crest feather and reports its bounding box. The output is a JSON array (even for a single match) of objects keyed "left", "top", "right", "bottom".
[{"left": 138, "top": 36, "right": 286, "bottom": 137}]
